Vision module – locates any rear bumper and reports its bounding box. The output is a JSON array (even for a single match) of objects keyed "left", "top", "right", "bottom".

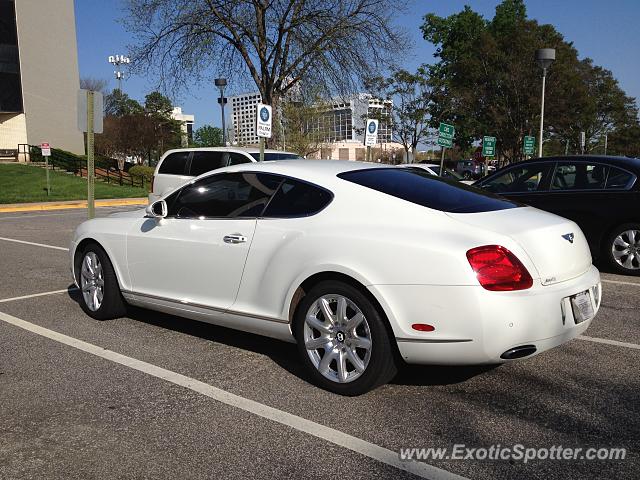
[{"left": 369, "top": 265, "right": 601, "bottom": 365}]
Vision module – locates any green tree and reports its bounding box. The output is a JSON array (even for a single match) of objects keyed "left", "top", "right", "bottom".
[
  {"left": 421, "top": 0, "right": 638, "bottom": 162},
  {"left": 104, "top": 89, "right": 143, "bottom": 117},
  {"left": 192, "top": 125, "right": 224, "bottom": 147}
]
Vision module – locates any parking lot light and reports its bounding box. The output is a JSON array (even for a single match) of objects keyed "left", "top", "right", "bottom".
[{"left": 535, "top": 48, "right": 555, "bottom": 157}]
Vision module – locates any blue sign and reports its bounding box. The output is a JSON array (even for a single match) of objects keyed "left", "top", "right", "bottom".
[
  {"left": 368, "top": 121, "right": 377, "bottom": 134},
  {"left": 260, "top": 107, "right": 270, "bottom": 122}
]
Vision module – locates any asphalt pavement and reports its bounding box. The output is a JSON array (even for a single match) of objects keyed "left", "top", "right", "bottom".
[{"left": 0, "top": 207, "right": 638, "bottom": 479}]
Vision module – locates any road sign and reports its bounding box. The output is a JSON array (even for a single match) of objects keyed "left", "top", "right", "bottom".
[
  {"left": 364, "top": 119, "right": 378, "bottom": 147},
  {"left": 482, "top": 136, "right": 496, "bottom": 157},
  {"left": 437, "top": 136, "right": 452, "bottom": 148},
  {"left": 256, "top": 103, "right": 272, "bottom": 138},
  {"left": 41, "top": 142, "right": 51, "bottom": 156},
  {"left": 523, "top": 136, "right": 535, "bottom": 155},
  {"left": 438, "top": 122, "right": 455, "bottom": 140},
  {"left": 78, "top": 89, "right": 104, "bottom": 134}
]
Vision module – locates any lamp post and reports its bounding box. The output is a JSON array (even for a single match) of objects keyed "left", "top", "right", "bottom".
[
  {"left": 535, "top": 48, "right": 555, "bottom": 157},
  {"left": 108, "top": 55, "right": 130, "bottom": 92},
  {"left": 215, "top": 78, "right": 228, "bottom": 146}
]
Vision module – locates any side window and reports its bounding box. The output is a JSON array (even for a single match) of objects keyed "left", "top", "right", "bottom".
[
  {"left": 228, "top": 152, "right": 252, "bottom": 166},
  {"left": 263, "top": 178, "right": 333, "bottom": 217},
  {"left": 167, "top": 172, "right": 280, "bottom": 219},
  {"left": 158, "top": 152, "right": 190, "bottom": 175},
  {"left": 189, "top": 151, "right": 226, "bottom": 176},
  {"left": 606, "top": 167, "right": 635, "bottom": 190},
  {"left": 481, "top": 164, "right": 551, "bottom": 194},
  {"left": 552, "top": 163, "right": 608, "bottom": 190}
]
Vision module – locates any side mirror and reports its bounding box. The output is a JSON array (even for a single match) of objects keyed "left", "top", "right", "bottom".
[{"left": 146, "top": 200, "right": 167, "bottom": 219}]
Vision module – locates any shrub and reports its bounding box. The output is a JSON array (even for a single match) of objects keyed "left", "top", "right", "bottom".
[{"left": 129, "top": 165, "right": 155, "bottom": 184}]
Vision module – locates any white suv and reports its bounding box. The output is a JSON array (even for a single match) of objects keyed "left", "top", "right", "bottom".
[{"left": 149, "top": 147, "right": 304, "bottom": 203}]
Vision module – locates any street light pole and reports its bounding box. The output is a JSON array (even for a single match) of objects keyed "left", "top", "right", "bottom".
[
  {"left": 535, "top": 48, "right": 555, "bottom": 158},
  {"left": 215, "top": 78, "right": 228, "bottom": 146}
]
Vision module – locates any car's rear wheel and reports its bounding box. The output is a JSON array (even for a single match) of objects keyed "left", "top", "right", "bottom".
[
  {"left": 604, "top": 224, "right": 640, "bottom": 276},
  {"left": 294, "top": 280, "right": 397, "bottom": 396},
  {"left": 78, "top": 243, "right": 127, "bottom": 319}
]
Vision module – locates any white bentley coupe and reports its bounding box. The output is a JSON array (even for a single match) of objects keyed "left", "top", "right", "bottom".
[{"left": 70, "top": 160, "right": 601, "bottom": 395}]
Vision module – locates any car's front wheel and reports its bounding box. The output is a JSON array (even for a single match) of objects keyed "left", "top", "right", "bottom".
[
  {"left": 604, "top": 224, "right": 640, "bottom": 276},
  {"left": 77, "top": 243, "right": 127, "bottom": 319},
  {"left": 294, "top": 280, "right": 397, "bottom": 396}
]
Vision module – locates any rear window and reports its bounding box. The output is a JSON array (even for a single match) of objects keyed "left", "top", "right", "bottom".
[
  {"left": 338, "top": 168, "right": 519, "bottom": 213},
  {"left": 189, "top": 151, "right": 226, "bottom": 176},
  {"left": 249, "top": 153, "right": 305, "bottom": 161},
  {"left": 606, "top": 166, "right": 635, "bottom": 190},
  {"left": 159, "top": 151, "right": 190, "bottom": 175}
]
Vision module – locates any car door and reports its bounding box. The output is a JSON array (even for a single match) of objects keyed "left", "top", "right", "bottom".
[
  {"left": 476, "top": 161, "right": 554, "bottom": 206},
  {"left": 126, "top": 172, "right": 281, "bottom": 310}
]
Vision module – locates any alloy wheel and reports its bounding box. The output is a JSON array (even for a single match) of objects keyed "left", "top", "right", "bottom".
[
  {"left": 303, "top": 294, "right": 372, "bottom": 384},
  {"left": 81, "top": 252, "right": 105, "bottom": 311},
  {"left": 612, "top": 229, "right": 640, "bottom": 271}
]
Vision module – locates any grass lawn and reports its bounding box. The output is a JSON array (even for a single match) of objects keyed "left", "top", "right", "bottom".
[{"left": 0, "top": 163, "right": 148, "bottom": 204}]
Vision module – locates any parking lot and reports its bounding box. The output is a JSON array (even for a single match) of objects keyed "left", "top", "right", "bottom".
[{"left": 0, "top": 207, "right": 637, "bottom": 480}]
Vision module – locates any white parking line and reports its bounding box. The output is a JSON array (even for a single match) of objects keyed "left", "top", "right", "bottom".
[
  {"left": 602, "top": 279, "right": 640, "bottom": 288},
  {"left": 0, "top": 310, "right": 466, "bottom": 480},
  {"left": 578, "top": 335, "right": 640, "bottom": 350},
  {"left": 0, "top": 236, "right": 68, "bottom": 251},
  {"left": 0, "top": 288, "right": 77, "bottom": 304}
]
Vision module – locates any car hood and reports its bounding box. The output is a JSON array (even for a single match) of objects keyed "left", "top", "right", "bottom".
[{"left": 108, "top": 208, "right": 147, "bottom": 219}]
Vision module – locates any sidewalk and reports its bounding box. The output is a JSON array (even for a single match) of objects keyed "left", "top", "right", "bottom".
[{"left": 0, "top": 197, "right": 147, "bottom": 213}]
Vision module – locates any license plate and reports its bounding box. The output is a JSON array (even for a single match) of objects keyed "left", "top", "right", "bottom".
[{"left": 570, "top": 290, "right": 594, "bottom": 324}]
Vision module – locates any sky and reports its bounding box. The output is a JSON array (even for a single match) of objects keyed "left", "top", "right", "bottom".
[{"left": 74, "top": 0, "right": 640, "bottom": 130}]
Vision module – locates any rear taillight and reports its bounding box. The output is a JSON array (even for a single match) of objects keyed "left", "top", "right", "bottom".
[{"left": 466, "top": 245, "right": 533, "bottom": 291}]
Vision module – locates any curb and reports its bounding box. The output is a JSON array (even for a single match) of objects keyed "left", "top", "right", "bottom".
[{"left": 0, "top": 198, "right": 147, "bottom": 213}]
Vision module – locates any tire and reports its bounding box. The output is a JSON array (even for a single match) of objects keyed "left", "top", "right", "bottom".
[
  {"left": 603, "top": 223, "right": 640, "bottom": 276},
  {"left": 293, "top": 280, "right": 397, "bottom": 396},
  {"left": 77, "top": 243, "right": 127, "bottom": 319}
]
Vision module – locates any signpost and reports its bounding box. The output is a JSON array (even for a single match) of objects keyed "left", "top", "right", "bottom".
[
  {"left": 580, "top": 131, "right": 586, "bottom": 154},
  {"left": 41, "top": 142, "right": 51, "bottom": 196},
  {"left": 78, "top": 89, "right": 104, "bottom": 219},
  {"left": 364, "top": 119, "right": 378, "bottom": 162},
  {"left": 523, "top": 136, "right": 535, "bottom": 156},
  {"left": 438, "top": 122, "right": 455, "bottom": 176},
  {"left": 482, "top": 136, "right": 496, "bottom": 157},
  {"left": 256, "top": 103, "right": 272, "bottom": 162}
]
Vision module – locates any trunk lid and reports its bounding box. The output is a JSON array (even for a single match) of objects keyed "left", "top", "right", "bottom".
[{"left": 448, "top": 206, "right": 592, "bottom": 285}]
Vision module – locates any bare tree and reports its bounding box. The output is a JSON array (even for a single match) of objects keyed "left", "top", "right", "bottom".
[
  {"left": 124, "top": 0, "right": 409, "bottom": 140},
  {"left": 80, "top": 77, "right": 108, "bottom": 93}
]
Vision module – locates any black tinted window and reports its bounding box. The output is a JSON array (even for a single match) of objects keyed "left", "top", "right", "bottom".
[
  {"left": 228, "top": 152, "right": 252, "bottom": 166},
  {"left": 606, "top": 167, "right": 635, "bottom": 190},
  {"left": 168, "top": 173, "right": 280, "bottom": 219},
  {"left": 189, "top": 151, "right": 226, "bottom": 176},
  {"left": 552, "top": 163, "right": 608, "bottom": 190},
  {"left": 159, "top": 151, "right": 189, "bottom": 175},
  {"left": 263, "top": 179, "right": 332, "bottom": 217},
  {"left": 338, "top": 168, "right": 518, "bottom": 213},
  {"left": 481, "top": 163, "right": 552, "bottom": 193}
]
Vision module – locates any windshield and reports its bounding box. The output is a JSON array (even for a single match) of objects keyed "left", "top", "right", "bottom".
[
  {"left": 429, "top": 166, "right": 463, "bottom": 181},
  {"left": 249, "top": 153, "right": 305, "bottom": 161}
]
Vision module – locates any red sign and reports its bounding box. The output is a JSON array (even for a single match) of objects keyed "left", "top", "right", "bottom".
[{"left": 41, "top": 142, "right": 51, "bottom": 157}]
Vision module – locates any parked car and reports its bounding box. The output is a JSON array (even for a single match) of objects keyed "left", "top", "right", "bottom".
[
  {"left": 71, "top": 160, "right": 600, "bottom": 395},
  {"left": 149, "top": 147, "right": 305, "bottom": 203},
  {"left": 397, "top": 163, "right": 474, "bottom": 184},
  {"left": 474, "top": 155, "right": 640, "bottom": 275},
  {"left": 456, "top": 159, "right": 485, "bottom": 179}
]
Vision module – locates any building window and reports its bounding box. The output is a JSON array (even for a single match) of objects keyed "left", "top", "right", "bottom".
[{"left": 0, "top": 0, "right": 23, "bottom": 113}]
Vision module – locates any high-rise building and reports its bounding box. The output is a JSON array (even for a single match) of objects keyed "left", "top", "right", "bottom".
[
  {"left": 0, "top": 0, "right": 84, "bottom": 158},
  {"left": 228, "top": 92, "right": 263, "bottom": 145}
]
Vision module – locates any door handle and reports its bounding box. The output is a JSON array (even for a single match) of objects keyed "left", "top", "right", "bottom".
[{"left": 223, "top": 233, "right": 247, "bottom": 244}]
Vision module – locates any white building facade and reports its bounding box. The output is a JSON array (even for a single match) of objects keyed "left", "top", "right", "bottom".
[{"left": 170, "top": 106, "right": 194, "bottom": 147}]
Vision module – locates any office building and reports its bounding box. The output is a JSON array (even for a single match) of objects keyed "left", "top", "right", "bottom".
[
  {"left": 171, "top": 106, "right": 194, "bottom": 147},
  {"left": 0, "top": 0, "right": 84, "bottom": 158}
]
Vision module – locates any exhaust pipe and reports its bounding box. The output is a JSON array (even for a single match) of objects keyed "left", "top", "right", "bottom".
[{"left": 500, "top": 345, "right": 537, "bottom": 360}]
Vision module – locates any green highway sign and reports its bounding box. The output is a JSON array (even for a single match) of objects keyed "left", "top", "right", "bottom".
[
  {"left": 439, "top": 122, "right": 455, "bottom": 140},
  {"left": 482, "top": 136, "right": 496, "bottom": 157},
  {"left": 523, "top": 136, "right": 535, "bottom": 155},
  {"left": 437, "top": 136, "right": 453, "bottom": 148}
]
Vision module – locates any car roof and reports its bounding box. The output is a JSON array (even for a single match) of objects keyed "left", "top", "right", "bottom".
[
  {"left": 162, "top": 147, "right": 301, "bottom": 156},
  {"left": 508, "top": 155, "right": 640, "bottom": 171},
  {"left": 203, "top": 159, "right": 390, "bottom": 183}
]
